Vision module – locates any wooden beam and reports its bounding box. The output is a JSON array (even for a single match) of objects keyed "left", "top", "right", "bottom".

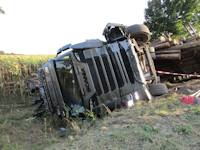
[
  {"left": 179, "top": 37, "right": 186, "bottom": 42},
  {"left": 153, "top": 42, "right": 171, "bottom": 50},
  {"left": 182, "top": 46, "right": 200, "bottom": 51},
  {"left": 185, "top": 39, "right": 197, "bottom": 43},
  {"left": 149, "top": 37, "right": 173, "bottom": 47},
  {"left": 156, "top": 53, "right": 181, "bottom": 60},
  {"left": 149, "top": 36, "right": 166, "bottom": 46},
  {"left": 165, "top": 41, "right": 200, "bottom": 50},
  {"left": 155, "top": 50, "right": 181, "bottom": 54},
  {"left": 170, "top": 39, "right": 180, "bottom": 46},
  {"left": 185, "top": 34, "right": 200, "bottom": 42}
]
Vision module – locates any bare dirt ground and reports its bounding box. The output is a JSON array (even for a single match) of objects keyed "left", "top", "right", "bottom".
[{"left": 162, "top": 77, "right": 200, "bottom": 97}]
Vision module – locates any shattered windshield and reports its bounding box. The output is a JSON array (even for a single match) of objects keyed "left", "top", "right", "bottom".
[{"left": 55, "top": 54, "right": 81, "bottom": 106}]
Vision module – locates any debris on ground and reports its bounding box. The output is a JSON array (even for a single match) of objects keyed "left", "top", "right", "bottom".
[
  {"left": 181, "top": 89, "right": 200, "bottom": 105},
  {"left": 31, "top": 97, "right": 42, "bottom": 105}
]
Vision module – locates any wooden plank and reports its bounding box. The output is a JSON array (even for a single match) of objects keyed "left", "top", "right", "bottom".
[
  {"left": 156, "top": 53, "right": 181, "bottom": 60},
  {"left": 185, "top": 39, "right": 197, "bottom": 43},
  {"left": 149, "top": 37, "right": 172, "bottom": 47},
  {"left": 155, "top": 50, "right": 181, "bottom": 54},
  {"left": 153, "top": 42, "right": 171, "bottom": 50},
  {"left": 185, "top": 34, "right": 200, "bottom": 42},
  {"left": 166, "top": 41, "right": 200, "bottom": 50},
  {"left": 149, "top": 36, "right": 166, "bottom": 46},
  {"left": 182, "top": 46, "right": 200, "bottom": 52}
]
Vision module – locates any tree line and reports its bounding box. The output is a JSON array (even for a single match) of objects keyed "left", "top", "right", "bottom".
[{"left": 144, "top": 0, "right": 200, "bottom": 41}]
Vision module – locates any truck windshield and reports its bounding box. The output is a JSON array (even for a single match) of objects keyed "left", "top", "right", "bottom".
[{"left": 54, "top": 54, "right": 81, "bottom": 106}]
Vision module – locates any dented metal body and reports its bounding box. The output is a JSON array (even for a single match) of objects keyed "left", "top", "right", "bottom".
[
  {"left": 38, "top": 24, "right": 156, "bottom": 117},
  {"left": 38, "top": 39, "right": 153, "bottom": 117}
]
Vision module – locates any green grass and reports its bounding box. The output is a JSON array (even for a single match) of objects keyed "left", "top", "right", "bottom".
[
  {"left": 45, "top": 91, "right": 200, "bottom": 150},
  {"left": 0, "top": 104, "right": 69, "bottom": 150},
  {"left": 1, "top": 55, "right": 200, "bottom": 149},
  {"left": 1, "top": 87, "right": 200, "bottom": 150}
]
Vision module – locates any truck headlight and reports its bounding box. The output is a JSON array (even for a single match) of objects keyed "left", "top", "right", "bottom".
[
  {"left": 45, "top": 67, "right": 49, "bottom": 74},
  {"left": 127, "top": 94, "right": 134, "bottom": 107},
  {"left": 128, "top": 100, "right": 134, "bottom": 107},
  {"left": 134, "top": 91, "right": 139, "bottom": 100}
]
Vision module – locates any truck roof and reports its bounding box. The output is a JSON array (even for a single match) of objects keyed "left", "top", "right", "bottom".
[
  {"left": 71, "top": 39, "right": 104, "bottom": 49},
  {"left": 57, "top": 39, "right": 105, "bottom": 55}
]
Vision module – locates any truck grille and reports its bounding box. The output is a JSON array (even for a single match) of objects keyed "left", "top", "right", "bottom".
[
  {"left": 86, "top": 58, "right": 102, "bottom": 95},
  {"left": 120, "top": 45, "right": 135, "bottom": 84},
  {"left": 102, "top": 55, "right": 116, "bottom": 91},
  {"left": 94, "top": 57, "right": 109, "bottom": 93},
  {"left": 81, "top": 44, "right": 133, "bottom": 96}
]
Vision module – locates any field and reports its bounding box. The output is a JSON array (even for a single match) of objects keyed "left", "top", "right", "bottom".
[
  {"left": 0, "top": 55, "right": 55, "bottom": 105},
  {"left": 0, "top": 55, "right": 200, "bottom": 150}
]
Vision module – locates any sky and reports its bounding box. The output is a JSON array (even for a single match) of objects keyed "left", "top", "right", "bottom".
[{"left": 0, "top": 0, "right": 149, "bottom": 55}]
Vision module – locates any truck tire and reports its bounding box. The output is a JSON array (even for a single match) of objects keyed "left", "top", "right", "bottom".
[
  {"left": 148, "top": 83, "right": 168, "bottom": 96},
  {"left": 126, "top": 24, "right": 151, "bottom": 44}
]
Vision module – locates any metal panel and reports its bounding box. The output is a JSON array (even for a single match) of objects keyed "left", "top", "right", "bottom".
[
  {"left": 86, "top": 58, "right": 102, "bottom": 95},
  {"left": 94, "top": 57, "right": 109, "bottom": 93},
  {"left": 119, "top": 44, "right": 135, "bottom": 84},
  {"left": 116, "top": 52, "right": 128, "bottom": 83},
  {"left": 102, "top": 55, "right": 116, "bottom": 91},
  {"left": 108, "top": 43, "right": 127, "bottom": 84},
  {"left": 109, "top": 51, "right": 124, "bottom": 87}
]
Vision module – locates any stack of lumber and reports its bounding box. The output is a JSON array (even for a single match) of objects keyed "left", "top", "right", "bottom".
[
  {"left": 149, "top": 34, "right": 200, "bottom": 60},
  {"left": 149, "top": 34, "right": 200, "bottom": 78}
]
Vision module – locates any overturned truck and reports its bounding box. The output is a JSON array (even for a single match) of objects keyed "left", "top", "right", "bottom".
[{"left": 38, "top": 23, "right": 168, "bottom": 117}]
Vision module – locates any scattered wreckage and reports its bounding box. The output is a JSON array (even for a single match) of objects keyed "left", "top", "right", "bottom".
[{"left": 35, "top": 23, "right": 168, "bottom": 117}]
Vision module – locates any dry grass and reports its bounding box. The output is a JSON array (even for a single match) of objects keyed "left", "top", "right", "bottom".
[
  {"left": 0, "top": 102, "right": 71, "bottom": 150},
  {"left": 1, "top": 80, "right": 200, "bottom": 149},
  {"left": 46, "top": 79, "right": 200, "bottom": 150},
  {"left": 1, "top": 54, "right": 200, "bottom": 150}
]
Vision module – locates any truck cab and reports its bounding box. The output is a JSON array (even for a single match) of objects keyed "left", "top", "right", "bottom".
[{"left": 38, "top": 23, "right": 164, "bottom": 117}]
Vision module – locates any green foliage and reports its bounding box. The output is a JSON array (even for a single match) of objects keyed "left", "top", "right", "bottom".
[
  {"left": 173, "top": 125, "right": 192, "bottom": 135},
  {"left": 194, "top": 107, "right": 200, "bottom": 115},
  {"left": 1, "top": 135, "right": 19, "bottom": 150},
  {"left": 83, "top": 109, "right": 96, "bottom": 121},
  {"left": 143, "top": 124, "right": 159, "bottom": 133},
  {"left": 144, "top": 0, "right": 200, "bottom": 40}
]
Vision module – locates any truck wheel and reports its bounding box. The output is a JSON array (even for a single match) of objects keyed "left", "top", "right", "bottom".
[
  {"left": 148, "top": 83, "right": 168, "bottom": 96},
  {"left": 126, "top": 24, "right": 151, "bottom": 44}
]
